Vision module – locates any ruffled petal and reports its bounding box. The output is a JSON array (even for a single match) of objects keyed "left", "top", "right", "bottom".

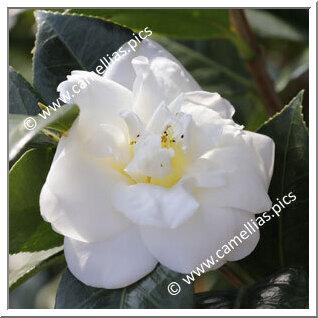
[
  {"left": 173, "top": 91, "right": 235, "bottom": 119},
  {"left": 131, "top": 53, "right": 200, "bottom": 123},
  {"left": 165, "top": 92, "right": 239, "bottom": 160},
  {"left": 198, "top": 129, "right": 273, "bottom": 213},
  {"left": 64, "top": 227, "right": 157, "bottom": 289},
  {"left": 103, "top": 39, "right": 176, "bottom": 90},
  {"left": 140, "top": 190, "right": 259, "bottom": 273},
  {"left": 112, "top": 178, "right": 199, "bottom": 229}
]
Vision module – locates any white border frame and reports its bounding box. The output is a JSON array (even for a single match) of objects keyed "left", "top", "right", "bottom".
[{"left": 3, "top": 1, "right": 316, "bottom": 316}]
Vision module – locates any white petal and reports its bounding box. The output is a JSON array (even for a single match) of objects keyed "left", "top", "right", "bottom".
[
  {"left": 53, "top": 118, "right": 131, "bottom": 168},
  {"left": 178, "top": 91, "right": 235, "bottom": 119},
  {"left": 112, "top": 179, "right": 199, "bottom": 229},
  {"left": 64, "top": 228, "right": 157, "bottom": 289},
  {"left": 243, "top": 131, "right": 275, "bottom": 188},
  {"left": 180, "top": 103, "right": 226, "bottom": 159},
  {"left": 124, "top": 134, "right": 175, "bottom": 182},
  {"left": 103, "top": 39, "right": 195, "bottom": 91},
  {"left": 189, "top": 157, "right": 227, "bottom": 188},
  {"left": 40, "top": 146, "right": 133, "bottom": 243},
  {"left": 132, "top": 55, "right": 200, "bottom": 123},
  {"left": 140, "top": 191, "right": 259, "bottom": 273},
  {"left": 200, "top": 132, "right": 272, "bottom": 213},
  {"left": 120, "top": 110, "right": 144, "bottom": 141},
  {"left": 146, "top": 102, "right": 171, "bottom": 134},
  {"left": 102, "top": 42, "right": 140, "bottom": 90},
  {"left": 57, "top": 71, "right": 132, "bottom": 132},
  {"left": 167, "top": 91, "right": 239, "bottom": 159}
]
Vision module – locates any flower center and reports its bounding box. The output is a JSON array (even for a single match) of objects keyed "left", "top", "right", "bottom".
[
  {"left": 120, "top": 105, "right": 190, "bottom": 188},
  {"left": 150, "top": 125, "right": 186, "bottom": 188}
]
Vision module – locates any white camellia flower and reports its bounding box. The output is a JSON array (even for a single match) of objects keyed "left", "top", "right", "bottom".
[{"left": 40, "top": 39, "right": 274, "bottom": 289}]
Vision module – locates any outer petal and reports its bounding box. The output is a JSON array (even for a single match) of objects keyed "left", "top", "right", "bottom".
[
  {"left": 57, "top": 71, "right": 132, "bottom": 132},
  {"left": 112, "top": 178, "right": 199, "bottom": 229},
  {"left": 64, "top": 228, "right": 157, "bottom": 289},
  {"left": 197, "top": 128, "right": 274, "bottom": 214},
  {"left": 40, "top": 145, "right": 133, "bottom": 243},
  {"left": 103, "top": 39, "right": 198, "bottom": 91},
  {"left": 243, "top": 131, "right": 275, "bottom": 188},
  {"left": 172, "top": 91, "right": 235, "bottom": 119},
  {"left": 54, "top": 117, "right": 131, "bottom": 168},
  {"left": 140, "top": 190, "right": 259, "bottom": 273}
]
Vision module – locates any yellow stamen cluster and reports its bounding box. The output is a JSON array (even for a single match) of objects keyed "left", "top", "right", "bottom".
[
  {"left": 148, "top": 125, "right": 186, "bottom": 188},
  {"left": 161, "top": 125, "right": 176, "bottom": 148}
]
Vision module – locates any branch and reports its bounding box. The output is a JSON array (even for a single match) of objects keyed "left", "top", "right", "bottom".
[
  {"left": 230, "top": 9, "right": 282, "bottom": 115},
  {"left": 218, "top": 264, "right": 246, "bottom": 288}
]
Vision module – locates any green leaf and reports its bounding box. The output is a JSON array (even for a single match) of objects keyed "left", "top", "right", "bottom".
[
  {"left": 246, "top": 9, "right": 306, "bottom": 42},
  {"left": 9, "top": 114, "right": 55, "bottom": 148},
  {"left": 55, "top": 265, "right": 193, "bottom": 309},
  {"left": 238, "top": 91, "right": 309, "bottom": 278},
  {"left": 9, "top": 148, "right": 63, "bottom": 253},
  {"left": 195, "top": 267, "right": 308, "bottom": 309},
  {"left": 9, "top": 246, "right": 65, "bottom": 292},
  {"left": 275, "top": 48, "right": 309, "bottom": 92},
  {"left": 66, "top": 9, "right": 230, "bottom": 39},
  {"left": 9, "top": 66, "right": 56, "bottom": 163},
  {"left": 33, "top": 10, "right": 134, "bottom": 103},
  {"left": 9, "top": 66, "right": 41, "bottom": 115},
  {"left": 9, "top": 104, "right": 79, "bottom": 161}
]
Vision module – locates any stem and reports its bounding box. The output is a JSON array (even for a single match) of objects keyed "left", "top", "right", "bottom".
[
  {"left": 218, "top": 264, "right": 245, "bottom": 288},
  {"left": 229, "top": 9, "right": 282, "bottom": 115}
]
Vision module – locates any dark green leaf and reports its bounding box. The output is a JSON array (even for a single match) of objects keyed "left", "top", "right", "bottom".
[
  {"left": 67, "top": 9, "right": 230, "bottom": 39},
  {"left": 196, "top": 267, "right": 308, "bottom": 309},
  {"left": 9, "top": 66, "right": 41, "bottom": 115},
  {"left": 239, "top": 91, "right": 309, "bottom": 278},
  {"left": 9, "top": 104, "right": 79, "bottom": 161},
  {"left": 33, "top": 10, "right": 133, "bottom": 103},
  {"left": 9, "top": 246, "right": 65, "bottom": 291},
  {"left": 9, "top": 66, "right": 55, "bottom": 163},
  {"left": 9, "top": 148, "right": 63, "bottom": 253},
  {"left": 55, "top": 265, "right": 193, "bottom": 309}
]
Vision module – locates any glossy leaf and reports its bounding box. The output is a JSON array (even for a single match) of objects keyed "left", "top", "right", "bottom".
[
  {"left": 55, "top": 265, "right": 193, "bottom": 309},
  {"left": 9, "top": 246, "right": 65, "bottom": 291},
  {"left": 239, "top": 91, "right": 309, "bottom": 278},
  {"left": 195, "top": 267, "right": 308, "bottom": 309},
  {"left": 33, "top": 10, "right": 133, "bottom": 103},
  {"left": 9, "top": 104, "right": 79, "bottom": 161},
  {"left": 9, "top": 66, "right": 55, "bottom": 163},
  {"left": 9, "top": 148, "right": 63, "bottom": 254},
  {"left": 66, "top": 9, "right": 230, "bottom": 39},
  {"left": 9, "top": 66, "right": 41, "bottom": 115}
]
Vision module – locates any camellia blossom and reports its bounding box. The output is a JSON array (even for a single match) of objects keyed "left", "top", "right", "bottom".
[{"left": 40, "top": 39, "right": 275, "bottom": 289}]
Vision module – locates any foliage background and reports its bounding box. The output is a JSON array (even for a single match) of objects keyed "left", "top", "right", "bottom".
[{"left": 9, "top": 8, "right": 309, "bottom": 309}]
